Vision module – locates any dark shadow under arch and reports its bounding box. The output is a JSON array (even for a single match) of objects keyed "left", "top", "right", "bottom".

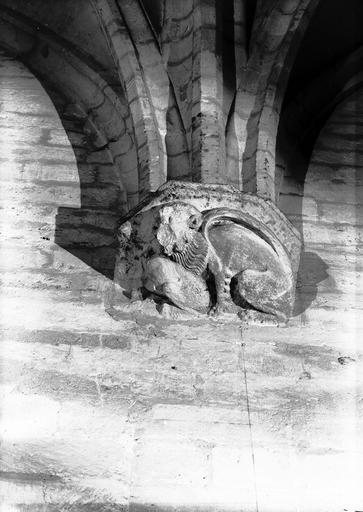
[
  {"left": 0, "top": 5, "right": 142, "bottom": 281},
  {"left": 276, "top": 0, "right": 363, "bottom": 316},
  {"left": 0, "top": 46, "right": 125, "bottom": 281}
]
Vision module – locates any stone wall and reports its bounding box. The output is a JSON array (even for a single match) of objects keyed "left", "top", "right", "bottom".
[
  {"left": 0, "top": 53, "right": 362, "bottom": 511},
  {"left": 279, "top": 89, "right": 363, "bottom": 330}
]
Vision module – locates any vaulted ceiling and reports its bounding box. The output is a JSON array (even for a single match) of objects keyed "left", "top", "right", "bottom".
[{"left": 0, "top": 0, "right": 360, "bottom": 206}]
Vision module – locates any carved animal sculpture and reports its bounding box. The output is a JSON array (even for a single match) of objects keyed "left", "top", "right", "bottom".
[
  {"left": 142, "top": 203, "right": 211, "bottom": 313},
  {"left": 116, "top": 203, "right": 210, "bottom": 313},
  {"left": 201, "top": 208, "right": 294, "bottom": 319},
  {"left": 147, "top": 202, "right": 294, "bottom": 319}
]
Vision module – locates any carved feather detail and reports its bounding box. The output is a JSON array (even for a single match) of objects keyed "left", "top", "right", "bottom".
[{"left": 170, "top": 233, "right": 209, "bottom": 276}]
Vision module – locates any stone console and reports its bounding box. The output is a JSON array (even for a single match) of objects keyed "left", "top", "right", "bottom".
[{"left": 115, "top": 181, "right": 301, "bottom": 322}]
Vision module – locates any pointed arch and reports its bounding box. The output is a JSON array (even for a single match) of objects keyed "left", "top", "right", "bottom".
[
  {"left": 91, "top": 0, "right": 191, "bottom": 196},
  {"left": 226, "top": 0, "right": 320, "bottom": 200},
  {"left": 0, "top": 6, "right": 140, "bottom": 211}
]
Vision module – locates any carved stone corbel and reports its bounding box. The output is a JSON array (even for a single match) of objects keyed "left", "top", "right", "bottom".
[{"left": 115, "top": 181, "right": 301, "bottom": 322}]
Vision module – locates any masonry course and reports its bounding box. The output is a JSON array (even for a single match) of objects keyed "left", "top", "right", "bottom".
[{"left": 0, "top": 3, "right": 362, "bottom": 510}]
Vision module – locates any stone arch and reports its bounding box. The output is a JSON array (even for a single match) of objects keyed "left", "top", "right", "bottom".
[
  {"left": 291, "top": 88, "right": 363, "bottom": 318},
  {"left": 226, "top": 0, "right": 320, "bottom": 200},
  {"left": 91, "top": 0, "right": 191, "bottom": 192},
  {"left": 276, "top": 0, "right": 363, "bottom": 201},
  {"left": 0, "top": 50, "right": 85, "bottom": 287},
  {"left": 0, "top": 8, "right": 142, "bottom": 278},
  {"left": 0, "top": 6, "right": 139, "bottom": 211},
  {"left": 278, "top": 46, "right": 363, "bottom": 182},
  {"left": 273, "top": 0, "right": 363, "bottom": 315}
]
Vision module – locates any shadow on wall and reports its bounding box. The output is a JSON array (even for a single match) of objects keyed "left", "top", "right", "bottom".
[
  {"left": 52, "top": 75, "right": 330, "bottom": 312},
  {"left": 275, "top": 0, "right": 363, "bottom": 317},
  {"left": 277, "top": 140, "right": 331, "bottom": 317},
  {"left": 293, "top": 251, "right": 330, "bottom": 316},
  {"left": 48, "top": 90, "right": 125, "bottom": 281}
]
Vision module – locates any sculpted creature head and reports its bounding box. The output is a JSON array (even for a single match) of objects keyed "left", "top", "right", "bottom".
[{"left": 156, "top": 202, "right": 203, "bottom": 256}]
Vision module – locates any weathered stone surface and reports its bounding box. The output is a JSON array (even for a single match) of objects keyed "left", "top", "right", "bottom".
[
  {"left": 0, "top": 4, "right": 363, "bottom": 512},
  {"left": 115, "top": 182, "right": 301, "bottom": 321}
]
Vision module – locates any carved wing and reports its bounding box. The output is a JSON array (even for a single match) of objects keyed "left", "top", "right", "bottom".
[{"left": 201, "top": 208, "right": 293, "bottom": 278}]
